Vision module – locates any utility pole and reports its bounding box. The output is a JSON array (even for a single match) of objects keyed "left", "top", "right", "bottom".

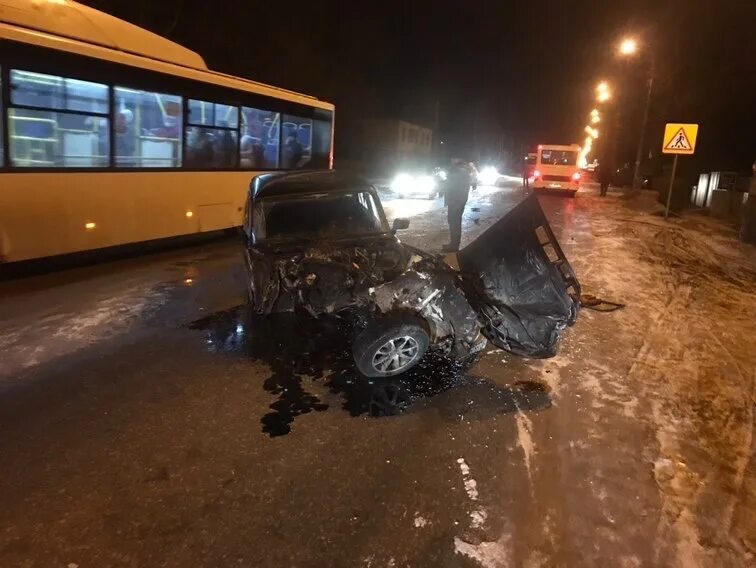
[
  {"left": 611, "top": 60, "right": 630, "bottom": 185},
  {"left": 632, "top": 56, "right": 655, "bottom": 189},
  {"left": 432, "top": 98, "right": 440, "bottom": 160}
]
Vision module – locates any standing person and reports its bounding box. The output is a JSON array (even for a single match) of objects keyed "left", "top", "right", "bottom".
[
  {"left": 523, "top": 153, "right": 536, "bottom": 189},
  {"left": 442, "top": 159, "right": 471, "bottom": 252},
  {"left": 240, "top": 125, "right": 265, "bottom": 168},
  {"left": 468, "top": 162, "right": 478, "bottom": 191},
  {"left": 597, "top": 157, "right": 612, "bottom": 197},
  {"left": 281, "top": 128, "right": 304, "bottom": 169}
]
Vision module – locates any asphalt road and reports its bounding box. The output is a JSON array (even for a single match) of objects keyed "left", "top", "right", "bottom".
[{"left": 1, "top": 180, "right": 754, "bottom": 567}]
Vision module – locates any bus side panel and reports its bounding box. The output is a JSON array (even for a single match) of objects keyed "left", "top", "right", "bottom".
[{"left": 0, "top": 171, "right": 256, "bottom": 262}]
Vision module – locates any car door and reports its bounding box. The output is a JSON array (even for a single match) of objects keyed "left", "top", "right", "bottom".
[{"left": 457, "top": 193, "right": 580, "bottom": 358}]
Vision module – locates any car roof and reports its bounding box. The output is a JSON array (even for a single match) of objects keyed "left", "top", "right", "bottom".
[{"left": 249, "top": 170, "right": 373, "bottom": 199}]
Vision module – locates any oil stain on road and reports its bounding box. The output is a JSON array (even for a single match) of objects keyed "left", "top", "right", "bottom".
[{"left": 189, "top": 307, "right": 552, "bottom": 437}]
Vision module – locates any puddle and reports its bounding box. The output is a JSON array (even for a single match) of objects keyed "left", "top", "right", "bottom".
[{"left": 189, "top": 307, "right": 551, "bottom": 436}]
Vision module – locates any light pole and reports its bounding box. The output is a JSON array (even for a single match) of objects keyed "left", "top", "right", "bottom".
[
  {"left": 594, "top": 81, "right": 617, "bottom": 186},
  {"left": 618, "top": 36, "right": 655, "bottom": 190}
]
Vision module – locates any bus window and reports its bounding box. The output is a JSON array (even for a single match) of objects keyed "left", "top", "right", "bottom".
[
  {"left": 10, "top": 70, "right": 108, "bottom": 113},
  {"left": 185, "top": 99, "right": 239, "bottom": 169},
  {"left": 114, "top": 87, "right": 182, "bottom": 168},
  {"left": 187, "top": 99, "right": 238, "bottom": 128},
  {"left": 540, "top": 149, "right": 577, "bottom": 166},
  {"left": 281, "top": 114, "right": 312, "bottom": 169},
  {"left": 8, "top": 70, "right": 109, "bottom": 167},
  {"left": 241, "top": 107, "right": 279, "bottom": 169},
  {"left": 312, "top": 110, "right": 333, "bottom": 168}
]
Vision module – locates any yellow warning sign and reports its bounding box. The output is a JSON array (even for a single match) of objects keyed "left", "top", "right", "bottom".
[{"left": 663, "top": 123, "right": 699, "bottom": 155}]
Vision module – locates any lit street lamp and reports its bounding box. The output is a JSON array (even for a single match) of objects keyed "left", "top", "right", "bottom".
[
  {"left": 584, "top": 126, "right": 599, "bottom": 139},
  {"left": 619, "top": 37, "right": 638, "bottom": 56},
  {"left": 596, "top": 81, "right": 611, "bottom": 102},
  {"left": 617, "top": 36, "right": 655, "bottom": 189}
]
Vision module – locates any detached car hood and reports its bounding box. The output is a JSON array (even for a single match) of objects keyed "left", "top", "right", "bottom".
[{"left": 458, "top": 193, "right": 581, "bottom": 358}]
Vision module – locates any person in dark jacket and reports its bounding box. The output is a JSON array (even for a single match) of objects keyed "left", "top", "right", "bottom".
[
  {"left": 281, "top": 128, "right": 304, "bottom": 169},
  {"left": 442, "top": 159, "right": 471, "bottom": 252},
  {"left": 597, "top": 153, "right": 612, "bottom": 197}
]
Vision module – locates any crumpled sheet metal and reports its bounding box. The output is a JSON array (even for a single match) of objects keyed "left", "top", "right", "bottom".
[
  {"left": 370, "top": 269, "right": 482, "bottom": 354},
  {"left": 458, "top": 193, "right": 580, "bottom": 358}
]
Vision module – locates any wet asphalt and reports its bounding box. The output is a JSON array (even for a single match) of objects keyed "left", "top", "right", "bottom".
[{"left": 1, "top": 179, "right": 754, "bottom": 567}]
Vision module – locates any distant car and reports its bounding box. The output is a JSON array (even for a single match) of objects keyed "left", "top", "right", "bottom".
[
  {"left": 389, "top": 170, "right": 440, "bottom": 199},
  {"left": 242, "top": 171, "right": 580, "bottom": 377}
]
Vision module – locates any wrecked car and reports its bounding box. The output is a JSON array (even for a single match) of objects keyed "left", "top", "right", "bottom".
[{"left": 242, "top": 171, "right": 580, "bottom": 378}]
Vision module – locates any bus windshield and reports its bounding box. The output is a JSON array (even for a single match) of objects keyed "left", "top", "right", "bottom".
[{"left": 540, "top": 149, "right": 578, "bottom": 166}]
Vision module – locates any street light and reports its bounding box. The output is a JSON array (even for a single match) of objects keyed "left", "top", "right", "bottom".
[
  {"left": 596, "top": 81, "right": 611, "bottom": 102},
  {"left": 618, "top": 37, "right": 638, "bottom": 56},
  {"left": 615, "top": 36, "right": 655, "bottom": 189},
  {"left": 578, "top": 135, "right": 593, "bottom": 168}
]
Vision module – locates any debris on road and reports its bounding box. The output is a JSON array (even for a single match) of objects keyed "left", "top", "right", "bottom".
[{"left": 578, "top": 293, "right": 626, "bottom": 312}]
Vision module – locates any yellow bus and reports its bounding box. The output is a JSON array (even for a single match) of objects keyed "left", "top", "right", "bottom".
[
  {"left": 0, "top": 0, "right": 334, "bottom": 263},
  {"left": 531, "top": 144, "right": 581, "bottom": 195}
]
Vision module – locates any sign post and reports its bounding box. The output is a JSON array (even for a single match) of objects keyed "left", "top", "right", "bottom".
[
  {"left": 664, "top": 155, "right": 679, "bottom": 220},
  {"left": 662, "top": 122, "right": 699, "bottom": 220}
]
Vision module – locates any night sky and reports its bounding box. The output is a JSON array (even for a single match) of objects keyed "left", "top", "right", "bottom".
[{"left": 84, "top": 0, "right": 755, "bottom": 173}]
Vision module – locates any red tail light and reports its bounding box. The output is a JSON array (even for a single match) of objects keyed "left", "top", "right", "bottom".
[
  {"left": 533, "top": 169, "right": 541, "bottom": 179},
  {"left": 571, "top": 172, "right": 581, "bottom": 182}
]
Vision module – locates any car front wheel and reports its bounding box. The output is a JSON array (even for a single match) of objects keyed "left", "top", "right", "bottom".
[{"left": 352, "top": 318, "right": 430, "bottom": 378}]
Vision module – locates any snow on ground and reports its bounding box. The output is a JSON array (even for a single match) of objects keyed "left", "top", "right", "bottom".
[
  {"left": 380, "top": 184, "right": 754, "bottom": 566},
  {"left": 552, "top": 190, "right": 756, "bottom": 566},
  {"left": 0, "top": 283, "right": 168, "bottom": 385}
]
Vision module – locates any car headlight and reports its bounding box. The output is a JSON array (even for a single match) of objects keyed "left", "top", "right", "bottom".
[
  {"left": 417, "top": 175, "right": 436, "bottom": 193},
  {"left": 478, "top": 166, "right": 499, "bottom": 186},
  {"left": 391, "top": 173, "right": 414, "bottom": 193},
  {"left": 391, "top": 173, "right": 436, "bottom": 194},
  {"left": 437, "top": 169, "right": 448, "bottom": 181}
]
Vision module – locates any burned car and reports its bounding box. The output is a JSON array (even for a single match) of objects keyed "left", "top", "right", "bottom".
[{"left": 242, "top": 171, "right": 580, "bottom": 378}]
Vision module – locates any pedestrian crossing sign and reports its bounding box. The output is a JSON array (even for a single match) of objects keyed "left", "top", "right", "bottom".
[{"left": 663, "top": 123, "right": 698, "bottom": 155}]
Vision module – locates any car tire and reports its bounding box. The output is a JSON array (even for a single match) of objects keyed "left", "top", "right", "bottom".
[{"left": 352, "top": 317, "right": 430, "bottom": 378}]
